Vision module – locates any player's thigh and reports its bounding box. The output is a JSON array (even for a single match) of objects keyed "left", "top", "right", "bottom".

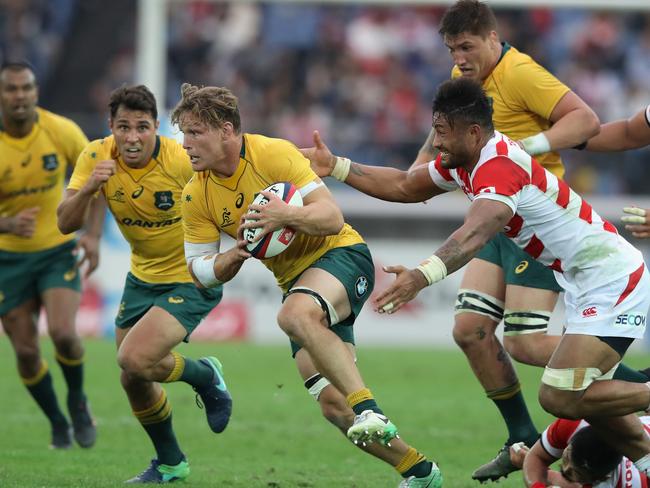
[
  {"left": 118, "top": 306, "right": 188, "bottom": 365},
  {"left": 0, "top": 248, "right": 41, "bottom": 317},
  {"left": 459, "top": 258, "right": 506, "bottom": 299},
  {"left": 41, "top": 287, "right": 81, "bottom": 334},
  {"left": 115, "top": 273, "right": 222, "bottom": 344},
  {"left": 287, "top": 243, "right": 374, "bottom": 324},
  {"left": 454, "top": 258, "right": 505, "bottom": 339},
  {"left": 502, "top": 284, "right": 558, "bottom": 346},
  {"left": 1, "top": 297, "right": 40, "bottom": 351}
]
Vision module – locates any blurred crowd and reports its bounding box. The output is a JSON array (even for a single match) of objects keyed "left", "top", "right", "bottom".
[
  {"left": 2, "top": 1, "right": 650, "bottom": 195},
  {"left": 0, "top": 0, "right": 76, "bottom": 83}
]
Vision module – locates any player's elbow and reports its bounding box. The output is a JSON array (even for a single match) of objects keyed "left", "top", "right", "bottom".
[
  {"left": 326, "top": 209, "right": 344, "bottom": 235},
  {"left": 186, "top": 261, "right": 205, "bottom": 289},
  {"left": 581, "top": 107, "right": 601, "bottom": 139}
]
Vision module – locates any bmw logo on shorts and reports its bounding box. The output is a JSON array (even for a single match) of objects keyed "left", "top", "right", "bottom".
[{"left": 355, "top": 276, "right": 368, "bottom": 298}]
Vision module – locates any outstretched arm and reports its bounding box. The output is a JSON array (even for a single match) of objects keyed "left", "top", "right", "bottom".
[
  {"left": 373, "top": 198, "right": 513, "bottom": 314},
  {"left": 586, "top": 105, "right": 650, "bottom": 152},
  {"left": 300, "top": 130, "right": 445, "bottom": 203}
]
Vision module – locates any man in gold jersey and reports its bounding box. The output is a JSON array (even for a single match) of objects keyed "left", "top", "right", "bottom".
[
  {"left": 172, "top": 83, "right": 442, "bottom": 488},
  {"left": 0, "top": 61, "right": 98, "bottom": 449},
  {"left": 57, "top": 85, "right": 231, "bottom": 484}
]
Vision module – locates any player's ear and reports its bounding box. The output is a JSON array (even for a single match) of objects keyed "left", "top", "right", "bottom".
[
  {"left": 154, "top": 119, "right": 160, "bottom": 131},
  {"left": 221, "top": 122, "right": 234, "bottom": 138}
]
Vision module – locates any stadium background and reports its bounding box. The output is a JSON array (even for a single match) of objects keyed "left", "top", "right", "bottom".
[
  {"left": 2, "top": 2, "right": 650, "bottom": 487},
  {"left": 3, "top": 0, "right": 650, "bottom": 348},
  {"left": 0, "top": 0, "right": 650, "bottom": 346}
]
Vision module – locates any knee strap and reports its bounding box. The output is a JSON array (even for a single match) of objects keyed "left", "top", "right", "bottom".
[
  {"left": 304, "top": 372, "right": 331, "bottom": 401},
  {"left": 503, "top": 310, "right": 551, "bottom": 336},
  {"left": 542, "top": 363, "right": 619, "bottom": 391},
  {"left": 454, "top": 288, "right": 504, "bottom": 322},
  {"left": 284, "top": 286, "right": 339, "bottom": 326}
]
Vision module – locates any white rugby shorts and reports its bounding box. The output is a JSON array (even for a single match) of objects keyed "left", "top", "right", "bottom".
[{"left": 563, "top": 263, "right": 650, "bottom": 339}]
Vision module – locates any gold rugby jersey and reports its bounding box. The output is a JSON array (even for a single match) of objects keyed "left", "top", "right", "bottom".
[
  {"left": 68, "top": 135, "right": 193, "bottom": 283},
  {"left": 182, "top": 133, "right": 364, "bottom": 291},
  {"left": 452, "top": 43, "right": 570, "bottom": 178},
  {"left": 0, "top": 107, "right": 88, "bottom": 251}
]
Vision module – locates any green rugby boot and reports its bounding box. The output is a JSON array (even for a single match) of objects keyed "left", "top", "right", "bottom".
[
  {"left": 347, "top": 409, "right": 399, "bottom": 447},
  {"left": 399, "top": 463, "right": 443, "bottom": 488},
  {"left": 126, "top": 458, "right": 190, "bottom": 483}
]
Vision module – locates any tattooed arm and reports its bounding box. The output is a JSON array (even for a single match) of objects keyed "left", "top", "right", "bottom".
[
  {"left": 436, "top": 199, "right": 513, "bottom": 273},
  {"left": 300, "top": 130, "right": 445, "bottom": 203},
  {"left": 374, "top": 198, "right": 513, "bottom": 314}
]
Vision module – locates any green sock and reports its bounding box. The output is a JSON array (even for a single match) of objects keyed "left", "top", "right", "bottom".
[
  {"left": 25, "top": 371, "right": 68, "bottom": 427},
  {"left": 351, "top": 399, "right": 384, "bottom": 416},
  {"left": 488, "top": 384, "right": 538, "bottom": 446},
  {"left": 179, "top": 358, "right": 213, "bottom": 389},
  {"left": 403, "top": 460, "right": 433, "bottom": 479},
  {"left": 141, "top": 415, "right": 184, "bottom": 466},
  {"left": 56, "top": 354, "right": 85, "bottom": 400},
  {"left": 613, "top": 363, "right": 650, "bottom": 383},
  {"left": 135, "top": 391, "right": 184, "bottom": 466}
]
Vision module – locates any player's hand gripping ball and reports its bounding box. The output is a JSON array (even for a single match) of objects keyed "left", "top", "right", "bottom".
[{"left": 244, "top": 182, "right": 303, "bottom": 259}]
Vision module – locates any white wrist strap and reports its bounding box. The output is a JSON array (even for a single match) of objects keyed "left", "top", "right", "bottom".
[
  {"left": 520, "top": 133, "right": 551, "bottom": 156},
  {"left": 416, "top": 255, "right": 447, "bottom": 286},
  {"left": 191, "top": 254, "right": 222, "bottom": 288},
  {"left": 331, "top": 156, "right": 351, "bottom": 182}
]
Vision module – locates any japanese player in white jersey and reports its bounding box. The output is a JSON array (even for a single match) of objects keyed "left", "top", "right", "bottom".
[
  {"left": 510, "top": 416, "right": 650, "bottom": 487},
  {"left": 303, "top": 76, "right": 650, "bottom": 480}
]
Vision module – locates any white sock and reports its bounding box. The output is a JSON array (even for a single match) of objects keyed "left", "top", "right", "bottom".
[{"left": 634, "top": 453, "right": 650, "bottom": 474}]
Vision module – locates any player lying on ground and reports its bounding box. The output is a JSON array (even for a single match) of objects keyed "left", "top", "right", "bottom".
[{"left": 508, "top": 415, "right": 650, "bottom": 487}]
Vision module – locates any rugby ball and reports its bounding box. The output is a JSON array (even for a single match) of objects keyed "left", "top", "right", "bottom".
[{"left": 244, "top": 182, "right": 303, "bottom": 259}]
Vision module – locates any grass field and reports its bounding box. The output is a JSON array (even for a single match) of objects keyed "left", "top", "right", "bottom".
[{"left": 0, "top": 339, "right": 647, "bottom": 488}]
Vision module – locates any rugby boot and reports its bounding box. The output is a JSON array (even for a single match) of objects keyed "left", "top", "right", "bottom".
[
  {"left": 126, "top": 458, "right": 190, "bottom": 483},
  {"left": 347, "top": 409, "right": 399, "bottom": 447},
  {"left": 399, "top": 463, "right": 443, "bottom": 488},
  {"left": 68, "top": 394, "right": 97, "bottom": 448},
  {"left": 194, "top": 356, "right": 232, "bottom": 433},
  {"left": 471, "top": 444, "right": 519, "bottom": 483},
  {"left": 50, "top": 421, "right": 73, "bottom": 449}
]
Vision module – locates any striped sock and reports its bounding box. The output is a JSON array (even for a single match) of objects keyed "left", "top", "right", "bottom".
[{"left": 133, "top": 389, "right": 183, "bottom": 466}]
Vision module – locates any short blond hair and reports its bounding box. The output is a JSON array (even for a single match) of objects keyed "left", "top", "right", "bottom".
[{"left": 170, "top": 83, "right": 241, "bottom": 132}]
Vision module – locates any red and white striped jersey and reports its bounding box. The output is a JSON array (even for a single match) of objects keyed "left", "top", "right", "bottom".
[
  {"left": 427, "top": 131, "right": 643, "bottom": 293},
  {"left": 540, "top": 417, "right": 650, "bottom": 488}
]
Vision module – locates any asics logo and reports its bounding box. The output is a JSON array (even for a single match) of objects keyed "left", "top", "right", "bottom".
[
  {"left": 514, "top": 260, "right": 529, "bottom": 274},
  {"left": 168, "top": 296, "right": 184, "bottom": 304},
  {"left": 582, "top": 306, "right": 597, "bottom": 318}
]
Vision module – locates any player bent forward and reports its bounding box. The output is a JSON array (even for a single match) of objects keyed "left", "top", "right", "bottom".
[
  {"left": 310, "top": 77, "right": 650, "bottom": 478},
  {"left": 172, "top": 83, "right": 442, "bottom": 488}
]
